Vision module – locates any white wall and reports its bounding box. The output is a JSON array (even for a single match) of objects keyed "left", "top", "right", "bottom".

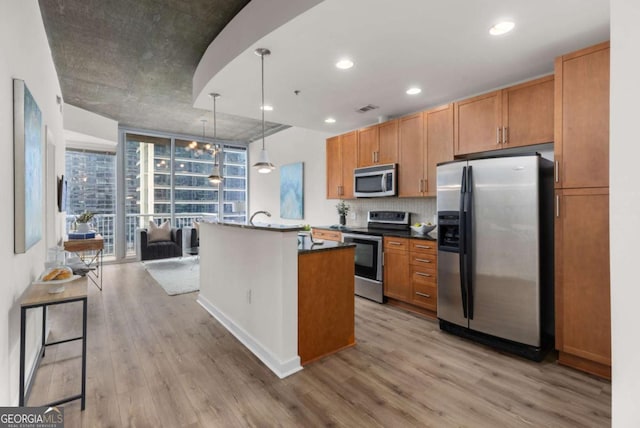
[
  {"left": 249, "top": 126, "right": 438, "bottom": 227},
  {"left": 63, "top": 104, "right": 118, "bottom": 152},
  {"left": 610, "top": 1, "right": 640, "bottom": 426},
  {"left": 249, "top": 127, "right": 337, "bottom": 225},
  {"left": 0, "top": 1, "right": 66, "bottom": 405}
]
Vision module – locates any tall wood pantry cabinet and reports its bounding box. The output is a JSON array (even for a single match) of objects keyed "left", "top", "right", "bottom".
[{"left": 554, "top": 41, "right": 611, "bottom": 379}]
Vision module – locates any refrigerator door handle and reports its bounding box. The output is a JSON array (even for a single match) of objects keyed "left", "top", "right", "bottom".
[
  {"left": 459, "top": 166, "right": 468, "bottom": 318},
  {"left": 466, "top": 165, "right": 474, "bottom": 320}
]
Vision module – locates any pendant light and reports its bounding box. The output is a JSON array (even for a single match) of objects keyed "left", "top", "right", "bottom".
[
  {"left": 252, "top": 48, "right": 275, "bottom": 173},
  {"left": 208, "top": 93, "right": 223, "bottom": 184}
]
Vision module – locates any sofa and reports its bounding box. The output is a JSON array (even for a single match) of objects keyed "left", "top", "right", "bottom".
[{"left": 137, "top": 227, "right": 183, "bottom": 261}]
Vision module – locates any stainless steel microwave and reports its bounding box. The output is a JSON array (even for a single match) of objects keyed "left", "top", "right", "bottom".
[{"left": 354, "top": 164, "right": 397, "bottom": 197}]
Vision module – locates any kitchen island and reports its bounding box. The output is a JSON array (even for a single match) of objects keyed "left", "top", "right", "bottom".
[{"left": 197, "top": 222, "right": 355, "bottom": 378}]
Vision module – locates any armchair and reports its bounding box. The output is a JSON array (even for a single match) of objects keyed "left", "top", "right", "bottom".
[{"left": 137, "top": 227, "right": 183, "bottom": 261}]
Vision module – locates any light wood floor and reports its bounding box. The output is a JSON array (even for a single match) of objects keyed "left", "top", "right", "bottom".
[{"left": 28, "top": 262, "right": 611, "bottom": 427}]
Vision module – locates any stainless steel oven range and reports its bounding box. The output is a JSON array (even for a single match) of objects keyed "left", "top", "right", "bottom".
[
  {"left": 341, "top": 210, "right": 411, "bottom": 303},
  {"left": 341, "top": 233, "right": 383, "bottom": 302}
]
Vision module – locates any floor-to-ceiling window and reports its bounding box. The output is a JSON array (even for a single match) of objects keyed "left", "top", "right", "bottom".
[
  {"left": 65, "top": 149, "right": 117, "bottom": 258},
  {"left": 123, "top": 130, "right": 247, "bottom": 257}
]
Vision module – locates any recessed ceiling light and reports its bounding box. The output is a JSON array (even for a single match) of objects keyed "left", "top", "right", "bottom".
[
  {"left": 489, "top": 21, "right": 515, "bottom": 36},
  {"left": 406, "top": 87, "right": 422, "bottom": 95},
  {"left": 325, "top": 117, "right": 336, "bottom": 124},
  {"left": 260, "top": 105, "right": 274, "bottom": 111},
  {"left": 335, "top": 59, "right": 354, "bottom": 70}
]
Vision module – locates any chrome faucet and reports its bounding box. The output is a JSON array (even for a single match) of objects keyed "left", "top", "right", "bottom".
[{"left": 249, "top": 210, "right": 271, "bottom": 225}]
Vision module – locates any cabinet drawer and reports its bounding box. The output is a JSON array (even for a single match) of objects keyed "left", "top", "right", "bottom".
[
  {"left": 409, "top": 253, "right": 437, "bottom": 268},
  {"left": 384, "top": 237, "right": 409, "bottom": 251},
  {"left": 412, "top": 281, "right": 437, "bottom": 311},
  {"left": 312, "top": 229, "right": 342, "bottom": 242},
  {"left": 411, "top": 266, "right": 436, "bottom": 285},
  {"left": 410, "top": 240, "right": 437, "bottom": 254}
]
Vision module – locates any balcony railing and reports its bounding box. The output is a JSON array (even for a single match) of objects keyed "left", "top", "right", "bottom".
[{"left": 67, "top": 212, "right": 246, "bottom": 258}]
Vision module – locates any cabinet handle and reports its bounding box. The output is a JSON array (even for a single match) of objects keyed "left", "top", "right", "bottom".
[
  {"left": 415, "top": 258, "right": 432, "bottom": 263},
  {"left": 555, "top": 161, "right": 559, "bottom": 183},
  {"left": 556, "top": 194, "right": 560, "bottom": 217},
  {"left": 389, "top": 241, "right": 403, "bottom": 246},
  {"left": 415, "top": 245, "right": 432, "bottom": 249},
  {"left": 376, "top": 151, "right": 379, "bottom": 163},
  {"left": 372, "top": 152, "right": 375, "bottom": 164},
  {"left": 503, "top": 127, "right": 508, "bottom": 144},
  {"left": 418, "top": 179, "right": 422, "bottom": 193},
  {"left": 416, "top": 272, "right": 432, "bottom": 277},
  {"left": 415, "top": 291, "right": 432, "bottom": 298},
  {"left": 497, "top": 127, "right": 501, "bottom": 145}
]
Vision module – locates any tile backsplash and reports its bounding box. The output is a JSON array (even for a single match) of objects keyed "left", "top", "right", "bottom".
[{"left": 346, "top": 197, "right": 437, "bottom": 227}]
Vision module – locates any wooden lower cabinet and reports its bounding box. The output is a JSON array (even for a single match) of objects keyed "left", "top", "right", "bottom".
[
  {"left": 555, "top": 187, "right": 610, "bottom": 378},
  {"left": 311, "top": 228, "right": 342, "bottom": 242},
  {"left": 384, "top": 237, "right": 437, "bottom": 316},
  {"left": 383, "top": 238, "right": 411, "bottom": 301}
]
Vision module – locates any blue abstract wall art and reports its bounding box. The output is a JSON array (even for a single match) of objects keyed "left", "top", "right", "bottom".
[{"left": 280, "top": 162, "right": 304, "bottom": 220}]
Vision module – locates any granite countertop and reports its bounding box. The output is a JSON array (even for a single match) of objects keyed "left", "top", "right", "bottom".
[
  {"left": 208, "top": 221, "right": 304, "bottom": 232},
  {"left": 298, "top": 239, "right": 355, "bottom": 254},
  {"left": 312, "top": 225, "right": 437, "bottom": 241}
]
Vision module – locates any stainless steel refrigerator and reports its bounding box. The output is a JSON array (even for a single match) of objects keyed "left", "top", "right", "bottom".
[{"left": 436, "top": 155, "right": 553, "bottom": 360}]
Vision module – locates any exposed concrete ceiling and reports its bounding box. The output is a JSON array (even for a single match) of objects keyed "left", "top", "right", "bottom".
[{"left": 38, "top": 0, "right": 286, "bottom": 142}]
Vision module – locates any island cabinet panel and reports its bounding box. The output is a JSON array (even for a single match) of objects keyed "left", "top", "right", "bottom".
[
  {"left": 398, "top": 113, "right": 425, "bottom": 197},
  {"left": 425, "top": 104, "right": 454, "bottom": 196},
  {"left": 554, "top": 42, "right": 610, "bottom": 189},
  {"left": 298, "top": 247, "right": 355, "bottom": 365},
  {"left": 555, "top": 187, "right": 610, "bottom": 378},
  {"left": 383, "top": 238, "right": 411, "bottom": 301},
  {"left": 502, "top": 75, "right": 554, "bottom": 148},
  {"left": 326, "top": 131, "right": 358, "bottom": 199},
  {"left": 454, "top": 90, "right": 502, "bottom": 155}
]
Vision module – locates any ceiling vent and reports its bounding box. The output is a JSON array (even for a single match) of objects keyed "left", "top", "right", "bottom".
[{"left": 356, "top": 104, "right": 379, "bottom": 113}]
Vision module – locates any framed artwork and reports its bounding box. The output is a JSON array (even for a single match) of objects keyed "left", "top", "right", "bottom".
[
  {"left": 280, "top": 162, "right": 304, "bottom": 219},
  {"left": 14, "top": 79, "right": 43, "bottom": 254}
]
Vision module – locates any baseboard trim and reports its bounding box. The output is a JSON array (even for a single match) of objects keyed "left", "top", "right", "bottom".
[{"left": 196, "top": 294, "right": 302, "bottom": 379}]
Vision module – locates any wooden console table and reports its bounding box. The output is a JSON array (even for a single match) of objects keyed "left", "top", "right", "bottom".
[
  {"left": 19, "top": 277, "right": 87, "bottom": 410},
  {"left": 64, "top": 234, "right": 104, "bottom": 291}
]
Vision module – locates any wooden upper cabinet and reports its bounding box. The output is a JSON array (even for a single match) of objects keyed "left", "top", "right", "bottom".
[
  {"left": 454, "top": 75, "right": 554, "bottom": 156},
  {"left": 454, "top": 91, "right": 502, "bottom": 155},
  {"left": 398, "top": 113, "right": 425, "bottom": 197},
  {"left": 357, "top": 120, "right": 398, "bottom": 167},
  {"left": 503, "top": 75, "right": 554, "bottom": 148},
  {"left": 340, "top": 131, "right": 358, "bottom": 199},
  {"left": 377, "top": 119, "right": 398, "bottom": 165},
  {"left": 326, "top": 131, "right": 357, "bottom": 199},
  {"left": 425, "top": 104, "right": 454, "bottom": 196},
  {"left": 326, "top": 136, "right": 342, "bottom": 199},
  {"left": 555, "top": 42, "right": 610, "bottom": 189},
  {"left": 357, "top": 125, "right": 379, "bottom": 167}
]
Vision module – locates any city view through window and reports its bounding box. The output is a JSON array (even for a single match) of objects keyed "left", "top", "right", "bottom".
[{"left": 65, "top": 131, "right": 248, "bottom": 259}]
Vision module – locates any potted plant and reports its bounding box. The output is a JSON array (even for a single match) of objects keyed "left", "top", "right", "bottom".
[
  {"left": 74, "top": 211, "right": 95, "bottom": 233},
  {"left": 336, "top": 200, "right": 350, "bottom": 226}
]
